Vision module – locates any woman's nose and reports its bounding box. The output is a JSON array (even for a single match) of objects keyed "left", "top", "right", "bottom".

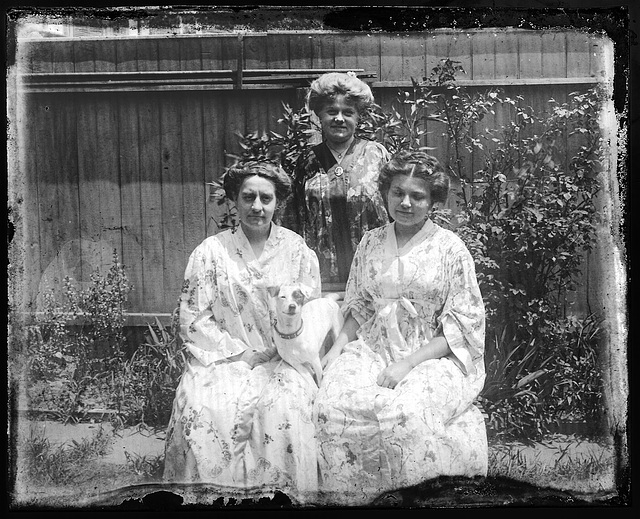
[
  {"left": 334, "top": 111, "right": 344, "bottom": 122},
  {"left": 251, "top": 199, "right": 263, "bottom": 211},
  {"left": 401, "top": 195, "right": 411, "bottom": 206}
]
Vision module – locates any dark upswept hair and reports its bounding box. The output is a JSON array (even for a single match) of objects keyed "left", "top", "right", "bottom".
[
  {"left": 378, "top": 150, "right": 450, "bottom": 205},
  {"left": 306, "top": 72, "right": 375, "bottom": 114},
  {"left": 223, "top": 161, "right": 292, "bottom": 203}
]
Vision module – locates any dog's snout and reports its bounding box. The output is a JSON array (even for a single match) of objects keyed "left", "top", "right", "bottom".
[{"left": 288, "top": 303, "right": 297, "bottom": 311}]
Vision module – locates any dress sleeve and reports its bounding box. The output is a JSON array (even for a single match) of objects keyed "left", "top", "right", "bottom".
[
  {"left": 439, "top": 243, "right": 486, "bottom": 376},
  {"left": 179, "top": 241, "right": 249, "bottom": 366},
  {"left": 295, "top": 238, "right": 322, "bottom": 300},
  {"left": 342, "top": 232, "right": 376, "bottom": 326}
]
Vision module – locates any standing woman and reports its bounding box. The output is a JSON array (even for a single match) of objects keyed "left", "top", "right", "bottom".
[
  {"left": 289, "top": 72, "right": 389, "bottom": 286},
  {"left": 314, "top": 150, "right": 488, "bottom": 504},
  {"left": 163, "top": 161, "right": 321, "bottom": 502}
]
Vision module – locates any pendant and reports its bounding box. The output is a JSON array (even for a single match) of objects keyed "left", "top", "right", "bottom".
[{"left": 334, "top": 166, "right": 344, "bottom": 177}]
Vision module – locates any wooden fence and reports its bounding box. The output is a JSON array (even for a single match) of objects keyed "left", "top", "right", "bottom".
[{"left": 12, "top": 29, "right": 609, "bottom": 324}]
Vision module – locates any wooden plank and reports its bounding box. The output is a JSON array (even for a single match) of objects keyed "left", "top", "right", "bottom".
[
  {"left": 401, "top": 33, "right": 426, "bottom": 82},
  {"left": 495, "top": 31, "right": 519, "bottom": 80},
  {"left": 203, "top": 92, "right": 228, "bottom": 236},
  {"left": 94, "top": 93, "right": 123, "bottom": 269},
  {"left": 51, "top": 41, "right": 74, "bottom": 73},
  {"left": 288, "top": 33, "right": 314, "bottom": 69},
  {"left": 541, "top": 31, "right": 566, "bottom": 79},
  {"left": 446, "top": 31, "right": 472, "bottom": 79},
  {"left": 517, "top": 31, "right": 542, "bottom": 79},
  {"left": 159, "top": 93, "right": 186, "bottom": 310},
  {"left": 158, "top": 37, "right": 181, "bottom": 71},
  {"left": 118, "top": 94, "right": 144, "bottom": 312},
  {"left": 425, "top": 32, "right": 449, "bottom": 80},
  {"left": 137, "top": 94, "right": 165, "bottom": 312},
  {"left": 115, "top": 38, "right": 138, "bottom": 72},
  {"left": 93, "top": 38, "right": 117, "bottom": 72},
  {"left": 244, "top": 34, "right": 267, "bottom": 70},
  {"left": 266, "top": 33, "right": 290, "bottom": 69},
  {"left": 311, "top": 32, "right": 335, "bottom": 70},
  {"left": 201, "top": 36, "right": 224, "bottom": 71},
  {"left": 33, "top": 94, "right": 60, "bottom": 305},
  {"left": 566, "top": 30, "right": 591, "bottom": 78},
  {"left": 136, "top": 38, "right": 159, "bottom": 72},
  {"left": 180, "top": 37, "right": 202, "bottom": 71},
  {"left": 379, "top": 33, "right": 403, "bottom": 83},
  {"left": 180, "top": 94, "right": 207, "bottom": 280},
  {"left": 26, "top": 40, "right": 53, "bottom": 73},
  {"left": 73, "top": 39, "right": 95, "bottom": 73},
  {"left": 75, "top": 95, "right": 103, "bottom": 284}
]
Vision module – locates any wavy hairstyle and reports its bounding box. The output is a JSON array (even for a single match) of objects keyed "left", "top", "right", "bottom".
[
  {"left": 223, "top": 161, "right": 292, "bottom": 205},
  {"left": 378, "top": 150, "right": 450, "bottom": 205},
  {"left": 306, "top": 72, "right": 375, "bottom": 114}
]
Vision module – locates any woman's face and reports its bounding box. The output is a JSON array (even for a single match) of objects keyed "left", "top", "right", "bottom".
[
  {"left": 236, "top": 175, "right": 277, "bottom": 236},
  {"left": 317, "top": 94, "right": 359, "bottom": 146},
  {"left": 387, "top": 174, "right": 433, "bottom": 232}
]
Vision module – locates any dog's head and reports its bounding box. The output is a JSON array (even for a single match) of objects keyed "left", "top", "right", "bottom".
[{"left": 268, "top": 284, "right": 313, "bottom": 318}]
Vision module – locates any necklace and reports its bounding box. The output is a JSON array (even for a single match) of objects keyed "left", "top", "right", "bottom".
[
  {"left": 274, "top": 320, "right": 304, "bottom": 340},
  {"left": 326, "top": 138, "right": 354, "bottom": 177}
]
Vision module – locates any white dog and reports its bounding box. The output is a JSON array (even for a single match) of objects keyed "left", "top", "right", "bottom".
[{"left": 269, "top": 284, "right": 344, "bottom": 387}]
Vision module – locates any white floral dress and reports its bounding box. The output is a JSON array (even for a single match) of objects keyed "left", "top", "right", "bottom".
[
  {"left": 163, "top": 224, "right": 321, "bottom": 502},
  {"left": 314, "top": 219, "right": 488, "bottom": 505}
]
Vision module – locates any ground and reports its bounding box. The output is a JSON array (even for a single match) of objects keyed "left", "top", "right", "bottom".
[{"left": 9, "top": 417, "right": 621, "bottom": 509}]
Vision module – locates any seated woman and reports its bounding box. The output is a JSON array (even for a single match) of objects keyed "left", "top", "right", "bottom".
[
  {"left": 163, "top": 161, "right": 321, "bottom": 502},
  {"left": 314, "top": 150, "right": 488, "bottom": 504}
]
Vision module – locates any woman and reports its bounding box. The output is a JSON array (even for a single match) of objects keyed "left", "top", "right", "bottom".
[
  {"left": 288, "top": 71, "right": 389, "bottom": 286},
  {"left": 314, "top": 150, "right": 488, "bottom": 504},
  {"left": 163, "top": 161, "right": 321, "bottom": 502}
]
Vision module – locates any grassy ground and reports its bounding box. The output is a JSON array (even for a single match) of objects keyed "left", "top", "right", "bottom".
[{"left": 9, "top": 417, "right": 620, "bottom": 509}]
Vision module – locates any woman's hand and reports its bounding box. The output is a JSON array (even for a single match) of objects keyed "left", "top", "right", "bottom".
[
  {"left": 376, "top": 359, "right": 414, "bottom": 389},
  {"left": 321, "top": 343, "right": 343, "bottom": 370},
  {"left": 240, "top": 348, "right": 272, "bottom": 368}
]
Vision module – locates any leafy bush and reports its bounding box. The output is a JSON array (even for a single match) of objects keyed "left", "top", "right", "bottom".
[{"left": 26, "top": 253, "right": 184, "bottom": 428}]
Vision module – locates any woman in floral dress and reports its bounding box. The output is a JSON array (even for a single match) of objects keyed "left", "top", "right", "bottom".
[
  {"left": 163, "top": 161, "right": 321, "bottom": 502},
  {"left": 314, "top": 150, "right": 488, "bottom": 504},
  {"left": 287, "top": 72, "right": 389, "bottom": 287}
]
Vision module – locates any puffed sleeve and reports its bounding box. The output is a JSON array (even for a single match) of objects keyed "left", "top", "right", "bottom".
[
  {"left": 439, "top": 242, "right": 486, "bottom": 376},
  {"left": 179, "top": 240, "right": 249, "bottom": 366},
  {"left": 342, "top": 231, "right": 376, "bottom": 327}
]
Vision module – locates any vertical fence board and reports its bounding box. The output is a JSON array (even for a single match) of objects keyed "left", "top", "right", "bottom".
[
  {"left": 356, "top": 33, "right": 381, "bottom": 80},
  {"left": 158, "top": 38, "right": 181, "bottom": 71},
  {"left": 566, "top": 31, "right": 591, "bottom": 78},
  {"left": 380, "top": 33, "right": 402, "bottom": 82},
  {"left": 244, "top": 34, "right": 268, "bottom": 70},
  {"left": 311, "top": 32, "right": 335, "bottom": 69},
  {"left": 180, "top": 95, "right": 207, "bottom": 274},
  {"left": 266, "top": 33, "right": 290, "bottom": 69},
  {"left": 115, "top": 39, "right": 138, "bottom": 72},
  {"left": 118, "top": 95, "right": 144, "bottom": 311},
  {"left": 73, "top": 40, "right": 95, "bottom": 73},
  {"left": 203, "top": 93, "right": 228, "bottom": 236},
  {"left": 289, "top": 33, "right": 314, "bottom": 69},
  {"left": 159, "top": 95, "right": 185, "bottom": 310},
  {"left": 180, "top": 37, "right": 202, "bottom": 71},
  {"left": 137, "top": 38, "right": 159, "bottom": 71},
  {"left": 518, "top": 32, "right": 542, "bottom": 79},
  {"left": 201, "top": 36, "right": 224, "bottom": 71},
  {"left": 51, "top": 41, "right": 75, "bottom": 73},
  {"left": 95, "top": 94, "right": 123, "bottom": 268},
  {"left": 138, "top": 95, "right": 165, "bottom": 311},
  {"left": 402, "top": 33, "right": 426, "bottom": 82},
  {"left": 33, "top": 97, "right": 56, "bottom": 305},
  {"left": 94, "top": 39, "right": 116, "bottom": 72},
  {"left": 26, "top": 40, "right": 53, "bottom": 73}
]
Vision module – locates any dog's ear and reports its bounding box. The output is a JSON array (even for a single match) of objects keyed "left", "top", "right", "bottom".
[{"left": 267, "top": 285, "right": 281, "bottom": 298}]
